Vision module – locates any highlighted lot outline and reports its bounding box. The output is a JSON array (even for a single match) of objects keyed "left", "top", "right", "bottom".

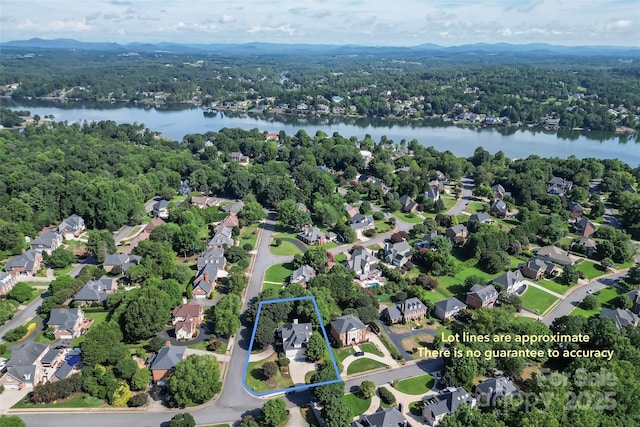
[{"left": 242, "top": 296, "right": 342, "bottom": 396}]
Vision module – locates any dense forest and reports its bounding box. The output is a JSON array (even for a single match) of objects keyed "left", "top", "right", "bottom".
[{"left": 1, "top": 45, "right": 639, "bottom": 131}]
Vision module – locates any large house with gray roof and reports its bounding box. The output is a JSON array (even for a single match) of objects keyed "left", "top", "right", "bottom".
[
  {"left": 4, "top": 249, "right": 42, "bottom": 276},
  {"left": 351, "top": 407, "right": 410, "bottom": 427},
  {"left": 0, "top": 342, "right": 49, "bottom": 389},
  {"left": 73, "top": 276, "right": 117, "bottom": 305},
  {"left": 599, "top": 308, "right": 639, "bottom": 330},
  {"left": 547, "top": 177, "right": 573, "bottom": 196},
  {"left": 413, "top": 232, "right": 439, "bottom": 250},
  {"left": 148, "top": 346, "right": 187, "bottom": 384},
  {"left": 383, "top": 240, "right": 412, "bottom": 267},
  {"left": 57, "top": 214, "right": 86, "bottom": 239},
  {"left": 330, "top": 315, "right": 367, "bottom": 347},
  {"left": 346, "top": 247, "right": 378, "bottom": 280},
  {"left": 47, "top": 308, "right": 87, "bottom": 340},
  {"left": 153, "top": 199, "right": 170, "bottom": 219},
  {"left": 492, "top": 270, "right": 524, "bottom": 294},
  {"left": 208, "top": 226, "right": 234, "bottom": 248},
  {"left": 192, "top": 264, "right": 218, "bottom": 298},
  {"left": 474, "top": 376, "right": 519, "bottom": 406},
  {"left": 30, "top": 230, "right": 63, "bottom": 255},
  {"left": 289, "top": 265, "right": 316, "bottom": 287},
  {"left": 103, "top": 254, "right": 142, "bottom": 273},
  {"left": 383, "top": 297, "right": 428, "bottom": 324},
  {"left": 535, "top": 245, "right": 574, "bottom": 266},
  {"left": 197, "top": 247, "right": 226, "bottom": 270},
  {"left": 521, "top": 257, "right": 556, "bottom": 280},
  {"left": 423, "top": 387, "right": 476, "bottom": 426},
  {"left": 466, "top": 284, "right": 499, "bottom": 309},
  {"left": 278, "top": 320, "right": 312, "bottom": 360},
  {"left": 433, "top": 297, "right": 467, "bottom": 321}
]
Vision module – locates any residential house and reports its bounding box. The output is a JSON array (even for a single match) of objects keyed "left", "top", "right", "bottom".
[
  {"left": 599, "top": 308, "right": 639, "bottom": 330},
  {"left": 208, "top": 226, "right": 234, "bottom": 248},
  {"left": 423, "top": 387, "right": 476, "bottom": 426},
  {"left": 490, "top": 199, "right": 508, "bottom": 218},
  {"left": 47, "top": 308, "right": 87, "bottom": 340},
  {"left": 191, "top": 196, "right": 217, "bottom": 209},
  {"left": 574, "top": 217, "right": 596, "bottom": 237},
  {"left": 346, "top": 248, "right": 378, "bottom": 280},
  {"left": 229, "top": 151, "right": 249, "bottom": 162},
  {"left": 468, "top": 212, "right": 490, "bottom": 224},
  {"left": 413, "top": 232, "right": 439, "bottom": 250},
  {"left": 53, "top": 363, "right": 75, "bottom": 382},
  {"left": 153, "top": 199, "right": 170, "bottom": 219},
  {"left": 567, "top": 201, "right": 585, "bottom": 218},
  {"left": 536, "top": 246, "right": 574, "bottom": 266},
  {"left": 73, "top": 276, "right": 117, "bottom": 305},
  {"left": 359, "top": 150, "right": 373, "bottom": 165},
  {"left": 383, "top": 298, "right": 428, "bottom": 324},
  {"left": 171, "top": 303, "right": 203, "bottom": 340},
  {"left": 221, "top": 201, "right": 244, "bottom": 214},
  {"left": 623, "top": 183, "right": 637, "bottom": 193},
  {"left": 521, "top": 258, "right": 556, "bottom": 280},
  {"left": 0, "top": 342, "right": 49, "bottom": 389},
  {"left": 348, "top": 212, "right": 375, "bottom": 231},
  {"left": 474, "top": 377, "right": 519, "bottom": 406},
  {"left": 103, "top": 254, "right": 142, "bottom": 273},
  {"left": 433, "top": 297, "right": 467, "bottom": 321},
  {"left": 279, "top": 320, "right": 312, "bottom": 360},
  {"left": 144, "top": 217, "right": 166, "bottom": 234},
  {"left": 196, "top": 248, "right": 226, "bottom": 270},
  {"left": 178, "top": 180, "right": 192, "bottom": 196},
  {"left": 547, "top": 177, "right": 573, "bottom": 196},
  {"left": 57, "top": 214, "right": 86, "bottom": 239},
  {"left": 30, "top": 230, "right": 63, "bottom": 255},
  {"left": 330, "top": 315, "right": 367, "bottom": 347},
  {"left": 399, "top": 195, "right": 418, "bottom": 213},
  {"left": 383, "top": 240, "right": 412, "bottom": 267},
  {"left": 572, "top": 236, "right": 598, "bottom": 258},
  {"left": 289, "top": 265, "right": 316, "bottom": 287},
  {"left": 434, "top": 170, "right": 447, "bottom": 182},
  {"left": 0, "top": 272, "right": 18, "bottom": 296},
  {"left": 466, "top": 284, "right": 499, "bottom": 309},
  {"left": 351, "top": 407, "right": 410, "bottom": 427},
  {"left": 297, "top": 226, "right": 330, "bottom": 245},
  {"left": 4, "top": 249, "right": 42, "bottom": 276},
  {"left": 492, "top": 270, "right": 525, "bottom": 294},
  {"left": 626, "top": 290, "right": 640, "bottom": 315},
  {"left": 40, "top": 348, "right": 63, "bottom": 368},
  {"left": 296, "top": 202, "right": 310, "bottom": 214},
  {"left": 445, "top": 224, "right": 468, "bottom": 246},
  {"left": 192, "top": 264, "right": 219, "bottom": 298},
  {"left": 492, "top": 184, "right": 508, "bottom": 200},
  {"left": 148, "top": 346, "right": 187, "bottom": 384},
  {"left": 424, "top": 184, "right": 441, "bottom": 202}
]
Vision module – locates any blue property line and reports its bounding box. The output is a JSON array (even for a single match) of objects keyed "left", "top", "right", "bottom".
[{"left": 242, "top": 296, "right": 342, "bottom": 397}]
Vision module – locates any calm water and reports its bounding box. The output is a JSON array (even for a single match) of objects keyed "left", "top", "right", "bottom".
[{"left": 3, "top": 99, "right": 639, "bottom": 165}]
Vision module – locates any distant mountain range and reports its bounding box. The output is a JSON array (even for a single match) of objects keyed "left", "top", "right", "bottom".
[{"left": 2, "top": 38, "right": 639, "bottom": 57}]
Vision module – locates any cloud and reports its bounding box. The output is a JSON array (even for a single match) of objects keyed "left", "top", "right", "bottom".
[
  {"left": 503, "top": 0, "right": 544, "bottom": 13},
  {"left": 109, "top": 0, "right": 131, "bottom": 5},
  {"left": 103, "top": 13, "right": 120, "bottom": 21},
  {"left": 86, "top": 12, "right": 101, "bottom": 23},
  {"left": 16, "top": 19, "right": 91, "bottom": 33},
  {"left": 311, "top": 10, "right": 331, "bottom": 19},
  {"left": 218, "top": 14, "right": 234, "bottom": 24},
  {"left": 607, "top": 19, "right": 632, "bottom": 29},
  {"left": 247, "top": 24, "right": 295, "bottom": 35},
  {"left": 501, "top": 28, "right": 513, "bottom": 37}
]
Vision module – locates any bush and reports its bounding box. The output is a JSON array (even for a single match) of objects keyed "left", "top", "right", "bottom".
[
  {"left": 207, "top": 340, "right": 222, "bottom": 352},
  {"left": 372, "top": 211, "right": 384, "bottom": 220},
  {"left": 31, "top": 374, "right": 82, "bottom": 404},
  {"left": 4, "top": 325, "right": 28, "bottom": 342},
  {"left": 277, "top": 356, "right": 290, "bottom": 368},
  {"left": 274, "top": 238, "right": 282, "bottom": 247},
  {"left": 127, "top": 393, "right": 148, "bottom": 407},
  {"left": 242, "top": 243, "right": 253, "bottom": 252},
  {"left": 378, "top": 387, "right": 396, "bottom": 405}
]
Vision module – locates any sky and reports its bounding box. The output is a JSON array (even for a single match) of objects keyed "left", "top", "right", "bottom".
[{"left": 1, "top": 0, "right": 639, "bottom": 47}]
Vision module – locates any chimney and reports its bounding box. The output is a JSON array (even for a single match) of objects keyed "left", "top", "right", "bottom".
[{"left": 293, "top": 319, "right": 298, "bottom": 324}]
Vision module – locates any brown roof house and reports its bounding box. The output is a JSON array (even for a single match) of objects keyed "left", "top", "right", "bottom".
[
  {"left": 572, "top": 237, "right": 598, "bottom": 258},
  {"left": 214, "top": 213, "right": 239, "bottom": 231},
  {"left": 466, "top": 284, "right": 499, "bottom": 309},
  {"left": 148, "top": 346, "right": 187, "bottom": 384},
  {"left": 171, "top": 303, "right": 203, "bottom": 340},
  {"left": 47, "top": 308, "right": 89, "bottom": 340},
  {"left": 574, "top": 217, "right": 596, "bottom": 238},
  {"left": 567, "top": 201, "right": 585, "bottom": 219},
  {"left": 191, "top": 196, "right": 218, "bottom": 209},
  {"left": 330, "top": 315, "right": 367, "bottom": 347}
]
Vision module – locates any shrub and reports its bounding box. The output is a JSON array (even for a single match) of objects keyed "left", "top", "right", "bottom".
[
  {"left": 31, "top": 374, "right": 82, "bottom": 404},
  {"left": 242, "top": 243, "right": 253, "bottom": 252},
  {"left": 274, "top": 239, "right": 282, "bottom": 247},
  {"left": 363, "top": 229, "right": 376, "bottom": 237},
  {"left": 4, "top": 325, "right": 28, "bottom": 342},
  {"left": 127, "top": 393, "right": 148, "bottom": 407},
  {"left": 372, "top": 211, "right": 384, "bottom": 220},
  {"left": 207, "top": 340, "right": 222, "bottom": 352},
  {"left": 262, "top": 361, "right": 279, "bottom": 379},
  {"left": 277, "top": 357, "right": 290, "bottom": 368},
  {"left": 378, "top": 387, "right": 396, "bottom": 405}
]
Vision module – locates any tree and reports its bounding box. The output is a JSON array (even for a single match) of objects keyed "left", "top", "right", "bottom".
[
  {"left": 254, "top": 316, "right": 277, "bottom": 349},
  {"left": 277, "top": 199, "right": 311, "bottom": 230},
  {"left": 359, "top": 380, "right": 376, "bottom": 398},
  {"left": 131, "top": 367, "right": 152, "bottom": 391},
  {"left": 114, "top": 358, "right": 138, "bottom": 380},
  {"left": 122, "top": 287, "right": 172, "bottom": 342},
  {"left": 0, "top": 223, "right": 24, "bottom": 254},
  {"left": 378, "top": 387, "right": 396, "bottom": 405},
  {"left": 581, "top": 294, "right": 599, "bottom": 310},
  {"left": 261, "top": 361, "right": 279, "bottom": 379},
  {"left": 561, "top": 264, "right": 579, "bottom": 286},
  {"left": 81, "top": 321, "right": 124, "bottom": 366},
  {"left": 169, "top": 413, "right": 196, "bottom": 427},
  {"left": 600, "top": 257, "right": 614, "bottom": 271},
  {"left": 4, "top": 325, "right": 28, "bottom": 342},
  {"left": 167, "top": 355, "right": 222, "bottom": 407},
  {"left": 614, "top": 294, "right": 633, "bottom": 310},
  {"left": 305, "top": 332, "right": 326, "bottom": 362},
  {"left": 6, "top": 283, "right": 33, "bottom": 303},
  {"left": 626, "top": 263, "right": 640, "bottom": 286},
  {"left": 0, "top": 416, "right": 26, "bottom": 427},
  {"left": 323, "top": 400, "right": 352, "bottom": 427},
  {"left": 109, "top": 381, "right": 132, "bottom": 407},
  {"left": 238, "top": 194, "right": 266, "bottom": 225},
  {"left": 261, "top": 398, "right": 288, "bottom": 427},
  {"left": 87, "top": 230, "right": 116, "bottom": 263},
  {"left": 589, "top": 200, "right": 605, "bottom": 219},
  {"left": 46, "top": 248, "right": 76, "bottom": 268}
]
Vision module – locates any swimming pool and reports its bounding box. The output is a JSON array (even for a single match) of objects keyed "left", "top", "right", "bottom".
[{"left": 65, "top": 354, "right": 81, "bottom": 367}]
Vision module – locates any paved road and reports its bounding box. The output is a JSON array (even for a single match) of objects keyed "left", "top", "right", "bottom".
[
  {"left": 113, "top": 197, "right": 158, "bottom": 245},
  {"left": 446, "top": 176, "right": 474, "bottom": 216},
  {"left": 0, "top": 294, "right": 46, "bottom": 342},
  {"left": 541, "top": 272, "right": 627, "bottom": 326}
]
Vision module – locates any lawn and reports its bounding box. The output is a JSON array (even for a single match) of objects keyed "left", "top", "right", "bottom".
[
  {"left": 401, "top": 334, "right": 434, "bottom": 357},
  {"left": 360, "top": 342, "right": 383, "bottom": 357},
  {"left": 537, "top": 278, "right": 572, "bottom": 295},
  {"left": 270, "top": 241, "right": 303, "bottom": 256},
  {"left": 263, "top": 283, "right": 284, "bottom": 292},
  {"left": 14, "top": 393, "right": 105, "bottom": 409},
  {"left": 392, "top": 211, "right": 423, "bottom": 224},
  {"left": 187, "top": 339, "right": 227, "bottom": 354},
  {"left": 244, "top": 354, "right": 294, "bottom": 393},
  {"left": 71, "top": 311, "right": 109, "bottom": 347},
  {"left": 394, "top": 374, "right": 435, "bottom": 395},
  {"left": 347, "top": 358, "right": 387, "bottom": 375},
  {"left": 342, "top": 393, "right": 372, "bottom": 418},
  {"left": 54, "top": 264, "right": 75, "bottom": 277},
  {"left": 374, "top": 220, "right": 392, "bottom": 234},
  {"left": 466, "top": 202, "right": 488, "bottom": 213},
  {"left": 521, "top": 286, "right": 559, "bottom": 314},
  {"left": 332, "top": 347, "right": 354, "bottom": 364},
  {"left": 264, "top": 263, "right": 294, "bottom": 283},
  {"left": 571, "top": 287, "right": 624, "bottom": 317},
  {"left": 335, "top": 253, "right": 347, "bottom": 263},
  {"left": 576, "top": 261, "right": 606, "bottom": 280},
  {"left": 239, "top": 224, "right": 260, "bottom": 251}
]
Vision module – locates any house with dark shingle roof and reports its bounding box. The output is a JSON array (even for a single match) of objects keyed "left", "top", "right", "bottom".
[
  {"left": 433, "top": 297, "right": 467, "bottom": 321},
  {"left": 522, "top": 257, "right": 556, "bottom": 280},
  {"left": 73, "top": 276, "right": 117, "bottom": 305},
  {"left": 148, "top": 347, "right": 187, "bottom": 383},
  {"left": 351, "top": 407, "right": 410, "bottom": 427},
  {"left": 297, "top": 226, "right": 330, "bottom": 245},
  {"left": 57, "top": 214, "right": 86, "bottom": 239},
  {"left": 445, "top": 224, "right": 468, "bottom": 246},
  {"left": 196, "top": 247, "right": 226, "bottom": 270},
  {"left": 383, "top": 298, "right": 427, "bottom": 324},
  {"left": 423, "top": 387, "right": 476, "bottom": 426},
  {"left": 468, "top": 212, "right": 490, "bottom": 224},
  {"left": 47, "top": 308, "right": 86, "bottom": 340},
  {"left": 30, "top": 230, "right": 62, "bottom": 255},
  {"left": 153, "top": 199, "right": 170, "bottom": 219},
  {"left": 474, "top": 376, "right": 519, "bottom": 406},
  {"left": 627, "top": 289, "right": 640, "bottom": 315},
  {"left": 208, "top": 226, "right": 234, "bottom": 248},
  {"left": 279, "top": 320, "right": 312, "bottom": 360},
  {"left": 490, "top": 199, "right": 508, "bottom": 218},
  {"left": 346, "top": 247, "right": 378, "bottom": 280},
  {"left": 492, "top": 270, "right": 524, "bottom": 294},
  {"left": 383, "top": 240, "right": 412, "bottom": 267},
  {"left": 221, "top": 201, "right": 244, "bottom": 214},
  {"left": 466, "top": 284, "right": 499, "bottom": 309},
  {"left": 424, "top": 184, "right": 440, "bottom": 202},
  {"left": 103, "top": 254, "right": 142, "bottom": 273},
  {"left": 289, "top": 265, "right": 316, "bottom": 287},
  {"left": 192, "top": 264, "right": 219, "bottom": 298},
  {"left": 547, "top": 177, "right": 572, "bottom": 196},
  {"left": 0, "top": 342, "right": 49, "bottom": 389},
  {"left": 330, "top": 315, "right": 367, "bottom": 346},
  {"left": 536, "top": 246, "right": 574, "bottom": 266},
  {"left": 574, "top": 217, "right": 596, "bottom": 237},
  {"left": 567, "top": 201, "right": 585, "bottom": 218},
  {"left": 572, "top": 236, "right": 598, "bottom": 257},
  {"left": 399, "top": 195, "right": 418, "bottom": 213},
  {"left": 4, "top": 249, "right": 42, "bottom": 276},
  {"left": 599, "top": 308, "right": 639, "bottom": 330},
  {"left": 492, "top": 184, "right": 508, "bottom": 200}
]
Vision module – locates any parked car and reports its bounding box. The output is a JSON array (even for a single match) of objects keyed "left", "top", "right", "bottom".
[{"left": 354, "top": 351, "right": 364, "bottom": 357}]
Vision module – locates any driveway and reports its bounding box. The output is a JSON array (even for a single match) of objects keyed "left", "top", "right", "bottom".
[
  {"left": 447, "top": 176, "right": 474, "bottom": 216},
  {"left": 288, "top": 359, "right": 317, "bottom": 385}
]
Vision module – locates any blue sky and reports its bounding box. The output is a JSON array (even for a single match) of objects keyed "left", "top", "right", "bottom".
[{"left": 1, "top": 0, "right": 638, "bottom": 46}]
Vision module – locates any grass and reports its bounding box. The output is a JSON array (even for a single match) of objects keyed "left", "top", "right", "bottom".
[
  {"left": 347, "top": 358, "right": 387, "bottom": 375},
  {"left": 394, "top": 374, "right": 435, "bottom": 395},
  {"left": 571, "top": 287, "right": 624, "bottom": 317},
  {"left": 342, "top": 393, "right": 372, "bottom": 418},
  {"left": 335, "top": 253, "right": 347, "bottom": 263},
  {"left": 186, "top": 337, "right": 227, "bottom": 353},
  {"left": 263, "top": 283, "right": 284, "bottom": 292},
  {"left": 466, "top": 202, "right": 488, "bottom": 213},
  {"left": 244, "top": 354, "right": 294, "bottom": 393},
  {"left": 401, "top": 334, "right": 435, "bottom": 357},
  {"left": 521, "top": 286, "right": 559, "bottom": 314},
  {"left": 374, "top": 220, "right": 391, "bottom": 234},
  {"left": 360, "top": 342, "right": 383, "bottom": 357},
  {"left": 332, "top": 347, "right": 355, "bottom": 364},
  {"left": 34, "top": 331, "right": 56, "bottom": 344},
  {"left": 239, "top": 224, "right": 260, "bottom": 251},
  {"left": 537, "top": 278, "right": 572, "bottom": 295},
  {"left": 375, "top": 322, "right": 402, "bottom": 358},
  {"left": 576, "top": 260, "right": 606, "bottom": 280},
  {"left": 54, "top": 264, "right": 74, "bottom": 277},
  {"left": 71, "top": 311, "right": 109, "bottom": 347},
  {"left": 392, "top": 211, "right": 423, "bottom": 224},
  {"left": 270, "top": 241, "right": 303, "bottom": 256},
  {"left": 14, "top": 393, "right": 105, "bottom": 409},
  {"left": 264, "top": 262, "right": 294, "bottom": 283}
]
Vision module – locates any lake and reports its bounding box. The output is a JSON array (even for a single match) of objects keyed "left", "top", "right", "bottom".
[{"left": 2, "top": 99, "right": 639, "bottom": 165}]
